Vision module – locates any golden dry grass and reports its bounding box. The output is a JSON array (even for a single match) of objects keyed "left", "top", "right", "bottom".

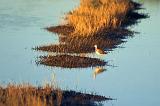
[
  {"left": 66, "top": 0, "right": 134, "bottom": 36},
  {"left": 0, "top": 84, "right": 59, "bottom": 106},
  {"left": 41, "top": 0, "right": 147, "bottom": 55},
  {"left": 0, "top": 84, "right": 110, "bottom": 106}
]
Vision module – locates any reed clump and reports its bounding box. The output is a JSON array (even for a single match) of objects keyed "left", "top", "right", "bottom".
[{"left": 66, "top": 0, "right": 134, "bottom": 36}]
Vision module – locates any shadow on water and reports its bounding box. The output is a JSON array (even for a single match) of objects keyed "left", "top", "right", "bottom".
[
  {"left": 37, "top": 55, "right": 107, "bottom": 68},
  {"left": 58, "top": 90, "right": 113, "bottom": 106}
]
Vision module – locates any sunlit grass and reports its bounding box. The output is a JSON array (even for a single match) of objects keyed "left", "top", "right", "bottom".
[
  {"left": 41, "top": 0, "right": 147, "bottom": 54},
  {"left": 66, "top": 0, "right": 134, "bottom": 36},
  {"left": 0, "top": 84, "right": 60, "bottom": 106},
  {"left": 0, "top": 84, "right": 110, "bottom": 106}
]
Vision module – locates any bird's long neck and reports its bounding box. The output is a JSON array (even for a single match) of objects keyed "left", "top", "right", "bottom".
[{"left": 95, "top": 46, "right": 97, "bottom": 50}]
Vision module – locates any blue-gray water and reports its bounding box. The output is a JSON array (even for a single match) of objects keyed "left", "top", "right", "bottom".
[{"left": 0, "top": 0, "right": 160, "bottom": 106}]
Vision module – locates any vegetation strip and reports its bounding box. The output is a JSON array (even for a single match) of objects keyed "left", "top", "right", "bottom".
[
  {"left": 0, "top": 84, "right": 112, "bottom": 106},
  {"left": 36, "top": 0, "right": 147, "bottom": 55}
]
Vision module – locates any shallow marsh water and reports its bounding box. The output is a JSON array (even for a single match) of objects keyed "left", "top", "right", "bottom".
[{"left": 0, "top": 0, "right": 160, "bottom": 106}]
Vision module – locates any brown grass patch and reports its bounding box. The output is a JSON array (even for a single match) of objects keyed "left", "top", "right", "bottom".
[
  {"left": 36, "top": 36, "right": 121, "bottom": 54},
  {"left": 65, "top": 0, "right": 133, "bottom": 36},
  {"left": 36, "top": 28, "right": 133, "bottom": 54},
  {"left": 0, "top": 84, "right": 112, "bottom": 106}
]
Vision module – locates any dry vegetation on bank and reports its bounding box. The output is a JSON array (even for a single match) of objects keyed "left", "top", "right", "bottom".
[
  {"left": 0, "top": 84, "right": 57, "bottom": 106},
  {"left": 47, "top": 0, "right": 146, "bottom": 37},
  {"left": 65, "top": 0, "right": 134, "bottom": 36},
  {"left": 0, "top": 84, "right": 111, "bottom": 106}
]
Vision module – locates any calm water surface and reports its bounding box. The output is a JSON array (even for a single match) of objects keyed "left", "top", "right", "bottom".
[{"left": 0, "top": 0, "right": 160, "bottom": 106}]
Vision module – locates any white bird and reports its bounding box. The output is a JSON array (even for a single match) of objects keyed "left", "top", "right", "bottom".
[{"left": 94, "top": 45, "right": 107, "bottom": 55}]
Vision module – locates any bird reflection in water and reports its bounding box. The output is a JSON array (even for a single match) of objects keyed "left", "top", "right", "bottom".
[{"left": 93, "top": 67, "right": 106, "bottom": 79}]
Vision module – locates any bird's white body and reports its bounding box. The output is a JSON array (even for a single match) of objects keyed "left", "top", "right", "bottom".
[{"left": 94, "top": 45, "right": 107, "bottom": 55}]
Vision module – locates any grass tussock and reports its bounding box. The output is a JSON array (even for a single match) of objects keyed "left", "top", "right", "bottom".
[
  {"left": 0, "top": 84, "right": 57, "bottom": 106},
  {"left": 65, "top": 0, "right": 133, "bottom": 36},
  {"left": 36, "top": 28, "right": 133, "bottom": 54},
  {"left": 36, "top": 35, "right": 122, "bottom": 53},
  {"left": 0, "top": 84, "right": 111, "bottom": 106}
]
